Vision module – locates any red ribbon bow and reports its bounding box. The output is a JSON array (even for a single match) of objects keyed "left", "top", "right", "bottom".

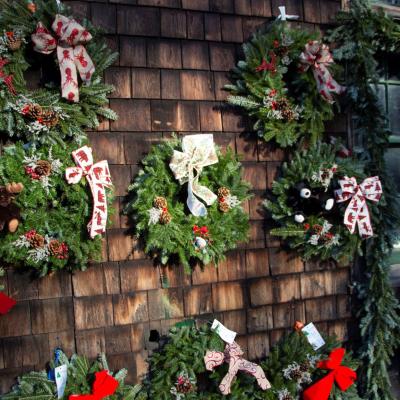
[
  {"left": 335, "top": 176, "right": 382, "bottom": 238},
  {"left": 31, "top": 15, "right": 95, "bottom": 102},
  {"left": 0, "top": 58, "right": 16, "bottom": 95},
  {"left": 303, "top": 348, "right": 357, "bottom": 400},
  {"left": 299, "top": 40, "right": 345, "bottom": 103},
  {"left": 65, "top": 146, "right": 112, "bottom": 238},
  {"left": 0, "top": 292, "right": 16, "bottom": 315},
  {"left": 69, "top": 370, "right": 119, "bottom": 400}
]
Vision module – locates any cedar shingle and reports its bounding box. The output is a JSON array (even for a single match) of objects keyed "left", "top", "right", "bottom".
[
  {"left": 120, "top": 260, "right": 160, "bottom": 292},
  {"left": 305, "top": 296, "right": 336, "bottom": 322},
  {"left": 110, "top": 99, "right": 151, "bottom": 131},
  {"left": 246, "top": 248, "right": 269, "bottom": 278},
  {"left": 74, "top": 296, "right": 113, "bottom": 330},
  {"left": 161, "top": 69, "right": 181, "bottom": 99},
  {"left": 161, "top": 9, "right": 187, "bottom": 38},
  {"left": 247, "top": 306, "right": 273, "bottom": 332},
  {"left": 88, "top": 132, "right": 125, "bottom": 164},
  {"left": 217, "top": 251, "right": 246, "bottom": 281},
  {"left": 73, "top": 267, "right": 106, "bottom": 297},
  {"left": 303, "top": 0, "right": 321, "bottom": 23},
  {"left": 105, "top": 325, "right": 132, "bottom": 354},
  {"left": 273, "top": 275, "right": 301, "bottom": 303},
  {"left": 222, "top": 309, "right": 247, "bottom": 334},
  {"left": 221, "top": 16, "right": 243, "bottom": 42},
  {"left": 182, "top": 41, "right": 209, "bottom": 69},
  {"left": 199, "top": 102, "right": 223, "bottom": 131},
  {"left": 120, "top": 37, "right": 147, "bottom": 67},
  {"left": 235, "top": 0, "right": 252, "bottom": 15},
  {"left": 113, "top": 292, "right": 149, "bottom": 324},
  {"left": 269, "top": 248, "right": 304, "bottom": 275},
  {"left": 105, "top": 67, "right": 131, "bottom": 98},
  {"left": 212, "top": 282, "right": 244, "bottom": 311},
  {"left": 251, "top": 0, "right": 272, "bottom": 16},
  {"left": 187, "top": 12, "right": 205, "bottom": 39},
  {"left": 0, "top": 302, "right": 30, "bottom": 337},
  {"left": 76, "top": 328, "right": 106, "bottom": 358},
  {"left": 147, "top": 39, "right": 182, "bottom": 69},
  {"left": 210, "top": 43, "right": 236, "bottom": 70},
  {"left": 132, "top": 68, "right": 161, "bottom": 99},
  {"left": 182, "top": 0, "right": 210, "bottom": 10},
  {"left": 91, "top": 4, "right": 116, "bottom": 34},
  {"left": 181, "top": 71, "right": 214, "bottom": 100},
  {"left": 210, "top": 0, "right": 234, "bottom": 13},
  {"left": 107, "top": 229, "right": 134, "bottom": 262},
  {"left": 7, "top": 270, "right": 38, "bottom": 301},
  {"left": 247, "top": 332, "right": 269, "bottom": 359},
  {"left": 117, "top": 6, "right": 160, "bottom": 36},
  {"left": 184, "top": 285, "right": 213, "bottom": 315},
  {"left": 205, "top": 14, "right": 222, "bottom": 41},
  {"left": 148, "top": 288, "right": 184, "bottom": 320},
  {"left": 273, "top": 302, "right": 305, "bottom": 329},
  {"left": 249, "top": 278, "right": 273, "bottom": 306}
]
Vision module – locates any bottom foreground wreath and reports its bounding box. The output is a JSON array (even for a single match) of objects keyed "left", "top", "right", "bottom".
[{"left": 2, "top": 324, "right": 362, "bottom": 400}]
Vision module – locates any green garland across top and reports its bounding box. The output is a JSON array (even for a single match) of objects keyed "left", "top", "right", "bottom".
[
  {"left": 0, "top": 0, "right": 117, "bottom": 145},
  {"left": 226, "top": 19, "right": 343, "bottom": 147},
  {"left": 0, "top": 142, "right": 112, "bottom": 276},
  {"left": 125, "top": 135, "right": 251, "bottom": 271}
]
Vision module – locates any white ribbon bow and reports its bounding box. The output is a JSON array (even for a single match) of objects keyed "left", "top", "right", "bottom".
[
  {"left": 169, "top": 134, "right": 218, "bottom": 217},
  {"left": 335, "top": 176, "right": 382, "bottom": 238},
  {"left": 277, "top": 6, "right": 299, "bottom": 21},
  {"left": 65, "top": 146, "right": 112, "bottom": 238}
]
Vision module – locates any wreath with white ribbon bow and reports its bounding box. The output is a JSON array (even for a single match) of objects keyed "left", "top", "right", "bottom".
[
  {"left": 0, "top": 142, "right": 112, "bottom": 276},
  {"left": 0, "top": 0, "right": 117, "bottom": 144},
  {"left": 265, "top": 142, "right": 374, "bottom": 262},
  {"left": 226, "top": 9, "right": 344, "bottom": 147},
  {"left": 125, "top": 135, "right": 251, "bottom": 270}
]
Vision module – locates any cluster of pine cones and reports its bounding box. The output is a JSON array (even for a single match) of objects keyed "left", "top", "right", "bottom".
[
  {"left": 153, "top": 196, "right": 172, "bottom": 224},
  {"left": 23, "top": 103, "right": 59, "bottom": 127},
  {"left": 217, "top": 186, "right": 231, "bottom": 213}
]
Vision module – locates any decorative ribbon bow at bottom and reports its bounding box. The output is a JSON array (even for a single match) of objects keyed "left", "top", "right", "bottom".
[
  {"left": 31, "top": 14, "right": 95, "bottom": 102},
  {"left": 204, "top": 342, "right": 271, "bottom": 395},
  {"left": 303, "top": 348, "right": 357, "bottom": 400},
  {"left": 0, "top": 292, "right": 16, "bottom": 315},
  {"left": 65, "top": 146, "right": 112, "bottom": 238},
  {"left": 335, "top": 176, "right": 382, "bottom": 238},
  {"left": 169, "top": 134, "right": 218, "bottom": 217},
  {"left": 69, "top": 370, "right": 119, "bottom": 400},
  {"left": 299, "top": 41, "right": 345, "bottom": 103}
]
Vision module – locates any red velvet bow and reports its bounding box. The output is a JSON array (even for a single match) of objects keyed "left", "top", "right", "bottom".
[
  {"left": 69, "top": 370, "right": 119, "bottom": 400},
  {"left": 0, "top": 292, "right": 16, "bottom": 315},
  {"left": 303, "top": 348, "right": 356, "bottom": 400}
]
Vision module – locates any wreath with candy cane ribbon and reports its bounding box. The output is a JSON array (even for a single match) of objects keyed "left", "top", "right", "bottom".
[
  {"left": 226, "top": 8, "right": 344, "bottom": 147},
  {"left": 0, "top": 0, "right": 117, "bottom": 144},
  {"left": 0, "top": 142, "right": 113, "bottom": 276}
]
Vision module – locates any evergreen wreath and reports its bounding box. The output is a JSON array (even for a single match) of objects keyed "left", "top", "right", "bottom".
[
  {"left": 265, "top": 142, "right": 366, "bottom": 262},
  {"left": 125, "top": 135, "right": 251, "bottom": 271},
  {"left": 225, "top": 18, "right": 344, "bottom": 147},
  {"left": 139, "top": 323, "right": 361, "bottom": 400},
  {"left": 0, "top": 0, "right": 117, "bottom": 145},
  {"left": 1, "top": 350, "right": 145, "bottom": 400},
  {"left": 0, "top": 142, "right": 112, "bottom": 276}
]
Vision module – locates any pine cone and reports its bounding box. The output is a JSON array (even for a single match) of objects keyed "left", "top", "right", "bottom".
[
  {"left": 29, "top": 233, "right": 45, "bottom": 248},
  {"left": 40, "top": 109, "right": 59, "bottom": 127},
  {"left": 217, "top": 187, "right": 230, "bottom": 198},
  {"left": 176, "top": 382, "right": 193, "bottom": 393},
  {"left": 26, "top": 103, "right": 43, "bottom": 119},
  {"left": 159, "top": 211, "right": 172, "bottom": 224},
  {"left": 34, "top": 160, "right": 52, "bottom": 177},
  {"left": 290, "top": 368, "right": 303, "bottom": 380},
  {"left": 219, "top": 200, "right": 230, "bottom": 213},
  {"left": 153, "top": 196, "right": 168, "bottom": 209},
  {"left": 6, "top": 34, "right": 22, "bottom": 51},
  {"left": 282, "top": 395, "right": 293, "bottom": 400},
  {"left": 299, "top": 361, "right": 310, "bottom": 372},
  {"left": 48, "top": 240, "right": 61, "bottom": 256}
]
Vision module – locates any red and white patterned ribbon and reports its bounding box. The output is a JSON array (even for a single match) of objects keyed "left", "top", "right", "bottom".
[
  {"left": 31, "top": 15, "right": 95, "bottom": 102},
  {"left": 299, "top": 41, "right": 345, "bottom": 103},
  {"left": 65, "top": 146, "right": 112, "bottom": 239},
  {"left": 204, "top": 342, "right": 271, "bottom": 395},
  {"left": 335, "top": 176, "right": 382, "bottom": 238}
]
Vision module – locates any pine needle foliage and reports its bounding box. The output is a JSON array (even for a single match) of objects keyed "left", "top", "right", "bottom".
[
  {"left": 0, "top": 142, "right": 113, "bottom": 276},
  {"left": 141, "top": 323, "right": 361, "bottom": 400},
  {"left": 125, "top": 137, "right": 251, "bottom": 271},
  {"left": 265, "top": 142, "right": 365, "bottom": 262},
  {"left": 327, "top": 1, "right": 400, "bottom": 399},
  {"left": 0, "top": 0, "right": 118, "bottom": 144},
  {"left": 225, "top": 20, "right": 338, "bottom": 147},
  {"left": 0, "top": 350, "right": 144, "bottom": 400}
]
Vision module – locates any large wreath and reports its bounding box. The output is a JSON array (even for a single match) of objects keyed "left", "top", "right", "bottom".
[
  {"left": 0, "top": 142, "right": 112, "bottom": 276},
  {"left": 226, "top": 17, "right": 344, "bottom": 147},
  {"left": 0, "top": 0, "right": 117, "bottom": 144},
  {"left": 265, "top": 142, "right": 366, "bottom": 262},
  {"left": 125, "top": 135, "right": 251, "bottom": 270}
]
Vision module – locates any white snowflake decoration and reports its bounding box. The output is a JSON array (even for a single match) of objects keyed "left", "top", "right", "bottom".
[
  {"left": 277, "top": 388, "right": 293, "bottom": 400},
  {"left": 311, "top": 164, "right": 337, "bottom": 190},
  {"left": 148, "top": 207, "right": 163, "bottom": 225},
  {"left": 308, "top": 234, "right": 320, "bottom": 246},
  {"left": 225, "top": 194, "right": 241, "bottom": 208}
]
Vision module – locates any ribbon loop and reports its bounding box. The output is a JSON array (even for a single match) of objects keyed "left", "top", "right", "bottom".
[
  {"left": 335, "top": 176, "right": 382, "bottom": 238},
  {"left": 204, "top": 342, "right": 271, "bottom": 395},
  {"left": 299, "top": 41, "right": 345, "bottom": 103},
  {"left": 169, "top": 134, "right": 218, "bottom": 217},
  {"left": 65, "top": 146, "right": 112, "bottom": 238},
  {"left": 32, "top": 15, "right": 95, "bottom": 102},
  {"left": 277, "top": 6, "right": 299, "bottom": 21}
]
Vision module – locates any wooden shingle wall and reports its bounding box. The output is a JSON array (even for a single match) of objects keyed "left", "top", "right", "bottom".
[{"left": 0, "top": 0, "right": 348, "bottom": 392}]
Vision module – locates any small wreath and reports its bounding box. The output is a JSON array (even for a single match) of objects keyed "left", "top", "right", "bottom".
[
  {"left": 0, "top": 0, "right": 117, "bottom": 144},
  {"left": 265, "top": 142, "right": 365, "bottom": 262},
  {"left": 226, "top": 18, "right": 344, "bottom": 147},
  {"left": 125, "top": 135, "right": 251, "bottom": 270},
  {"left": 0, "top": 142, "right": 112, "bottom": 276}
]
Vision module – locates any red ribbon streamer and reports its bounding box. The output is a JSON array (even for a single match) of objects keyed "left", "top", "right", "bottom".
[
  {"left": 303, "top": 348, "right": 357, "bottom": 400},
  {"left": 0, "top": 292, "right": 16, "bottom": 315},
  {"left": 69, "top": 370, "right": 119, "bottom": 400}
]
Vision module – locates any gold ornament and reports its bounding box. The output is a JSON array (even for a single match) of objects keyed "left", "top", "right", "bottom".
[
  {"left": 40, "top": 109, "right": 59, "bottom": 127},
  {"left": 27, "top": 2, "right": 36, "bottom": 13},
  {"left": 218, "top": 200, "right": 230, "bottom": 213},
  {"left": 153, "top": 196, "right": 168, "bottom": 209},
  {"left": 159, "top": 211, "right": 172, "bottom": 224},
  {"left": 293, "top": 320, "right": 304, "bottom": 332},
  {"left": 34, "top": 160, "right": 52, "bottom": 177},
  {"left": 5, "top": 182, "right": 24, "bottom": 194},
  {"left": 217, "top": 187, "right": 230, "bottom": 198},
  {"left": 30, "top": 233, "right": 45, "bottom": 248}
]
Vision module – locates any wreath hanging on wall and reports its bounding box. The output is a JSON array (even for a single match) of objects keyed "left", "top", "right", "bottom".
[
  {"left": 0, "top": 0, "right": 117, "bottom": 144},
  {"left": 265, "top": 142, "right": 376, "bottom": 262},
  {"left": 0, "top": 142, "right": 113, "bottom": 276},
  {"left": 125, "top": 134, "right": 251, "bottom": 271},
  {"left": 225, "top": 16, "right": 344, "bottom": 147}
]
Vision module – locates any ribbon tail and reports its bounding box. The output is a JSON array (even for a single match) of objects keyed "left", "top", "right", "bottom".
[
  {"left": 187, "top": 181, "right": 208, "bottom": 217},
  {"left": 356, "top": 201, "right": 373, "bottom": 238},
  {"left": 57, "top": 46, "right": 79, "bottom": 102},
  {"left": 303, "top": 371, "right": 335, "bottom": 400},
  {"left": 219, "top": 360, "right": 240, "bottom": 395},
  {"left": 74, "top": 44, "right": 95, "bottom": 84},
  {"left": 204, "top": 350, "right": 225, "bottom": 371}
]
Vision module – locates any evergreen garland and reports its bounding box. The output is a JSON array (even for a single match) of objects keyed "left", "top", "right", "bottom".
[
  {"left": 125, "top": 136, "right": 251, "bottom": 271},
  {"left": 0, "top": 142, "right": 112, "bottom": 276},
  {"left": 0, "top": 0, "right": 117, "bottom": 145},
  {"left": 225, "top": 19, "right": 340, "bottom": 147},
  {"left": 265, "top": 142, "right": 365, "bottom": 262},
  {"left": 0, "top": 350, "right": 144, "bottom": 400}
]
